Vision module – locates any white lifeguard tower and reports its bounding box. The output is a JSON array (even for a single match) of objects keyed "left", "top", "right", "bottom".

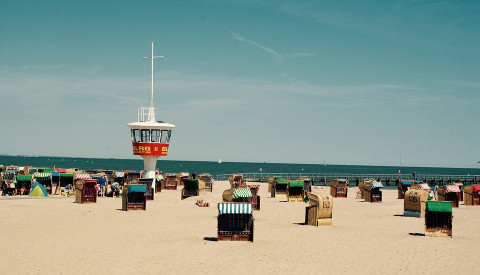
[{"left": 127, "top": 41, "right": 175, "bottom": 191}]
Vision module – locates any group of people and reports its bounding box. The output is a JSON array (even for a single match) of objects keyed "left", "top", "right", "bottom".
[
  {"left": 1, "top": 177, "right": 41, "bottom": 196},
  {"left": 95, "top": 175, "right": 121, "bottom": 197}
]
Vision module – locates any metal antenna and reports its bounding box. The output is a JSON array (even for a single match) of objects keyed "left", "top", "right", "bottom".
[{"left": 143, "top": 40, "right": 164, "bottom": 108}]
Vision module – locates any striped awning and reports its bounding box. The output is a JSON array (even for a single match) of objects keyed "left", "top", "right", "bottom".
[
  {"left": 115, "top": 172, "right": 124, "bottom": 178},
  {"left": 446, "top": 185, "right": 461, "bottom": 193},
  {"left": 156, "top": 175, "right": 164, "bottom": 181},
  {"left": 372, "top": 181, "right": 384, "bottom": 188},
  {"left": 417, "top": 183, "right": 431, "bottom": 190},
  {"left": 75, "top": 173, "right": 91, "bottom": 180},
  {"left": 232, "top": 188, "right": 252, "bottom": 199},
  {"left": 218, "top": 203, "right": 252, "bottom": 214},
  {"left": 34, "top": 172, "right": 52, "bottom": 179},
  {"left": 1, "top": 172, "right": 15, "bottom": 180}
]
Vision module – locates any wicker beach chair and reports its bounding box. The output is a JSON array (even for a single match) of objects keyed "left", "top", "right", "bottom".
[
  {"left": 404, "top": 189, "right": 429, "bottom": 218},
  {"left": 463, "top": 185, "right": 480, "bottom": 206},
  {"left": 330, "top": 179, "right": 348, "bottom": 198},
  {"left": 304, "top": 192, "right": 333, "bottom": 226},
  {"left": 247, "top": 185, "right": 260, "bottom": 210},
  {"left": 437, "top": 185, "right": 461, "bottom": 207},
  {"left": 217, "top": 203, "right": 254, "bottom": 242},
  {"left": 122, "top": 184, "right": 147, "bottom": 211},
  {"left": 271, "top": 179, "right": 288, "bottom": 198},
  {"left": 197, "top": 173, "right": 213, "bottom": 192},
  {"left": 229, "top": 174, "right": 244, "bottom": 189},
  {"left": 287, "top": 180, "right": 304, "bottom": 202},
  {"left": 163, "top": 173, "right": 177, "bottom": 190},
  {"left": 425, "top": 201, "right": 453, "bottom": 237},
  {"left": 74, "top": 179, "right": 97, "bottom": 204},
  {"left": 181, "top": 179, "right": 205, "bottom": 200},
  {"left": 364, "top": 181, "right": 383, "bottom": 202}
]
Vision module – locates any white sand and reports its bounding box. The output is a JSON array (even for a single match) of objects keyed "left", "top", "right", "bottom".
[{"left": 1, "top": 181, "right": 479, "bottom": 274}]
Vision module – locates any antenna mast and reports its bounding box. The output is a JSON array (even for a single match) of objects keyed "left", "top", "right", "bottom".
[{"left": 143, "top": 40, "right": 164, "bottom": 109}]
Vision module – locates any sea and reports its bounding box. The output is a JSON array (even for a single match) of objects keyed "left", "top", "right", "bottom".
[{"left": 1, "top": 155, "right": 478, "bottom": 179}]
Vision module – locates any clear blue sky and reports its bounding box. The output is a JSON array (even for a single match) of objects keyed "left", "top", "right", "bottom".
[{"left": 0, "top": 1, "right": 479, "bottom": 168}]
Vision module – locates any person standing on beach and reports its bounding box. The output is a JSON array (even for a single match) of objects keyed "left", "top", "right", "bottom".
[{"left": 99, "top": 175, "right": 106, "bottom": 197}]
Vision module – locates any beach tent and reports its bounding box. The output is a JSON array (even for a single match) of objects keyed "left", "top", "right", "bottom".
[
  {"left": 305, "top": 192, "right": 333, "bottom": 226},
  {"left": 287, "top": 180, "right": 304, "bottom": 202},
  {"left": 425, "top": 201, "right": 453, "bottom": 237},
  {"left": 34, "top": 172, "right": 53, "bottom": 194},
  {"left": 122, "top": 184, "right": 147, "bottom": 211},
  {"left": 404, "top": 189, "right": 429, "bottom": 218},
  {"left": 271, "top": 179, "right": 288, "bottom": 198},
  {"left": 463, "top": 185, "right": 480, "bottom": 206},
  {"left": 330, "top": 179, "right": 348, "bottom": 198},
  {"left": 217, "top": 203, "right": 254, "bottom": 242},
  {"left": 29, "top": 181, "right": 49, "bottom": 197}
]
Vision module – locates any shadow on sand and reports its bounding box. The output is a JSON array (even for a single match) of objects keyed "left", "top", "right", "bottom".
[
  {"left": 203, "top": 237, "right": 217, "bottom": 242},
  {"left": 409, "top": 233, "right": 425, "bottom": 237}
]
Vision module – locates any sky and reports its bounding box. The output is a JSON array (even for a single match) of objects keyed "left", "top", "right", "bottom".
[{"left": 0, "top": 0, "right": 479, "bottom": 168}]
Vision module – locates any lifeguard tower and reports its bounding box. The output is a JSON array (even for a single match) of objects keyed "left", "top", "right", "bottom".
[{"left": 127, "top": 41, "right": 175, "bottom": 192}]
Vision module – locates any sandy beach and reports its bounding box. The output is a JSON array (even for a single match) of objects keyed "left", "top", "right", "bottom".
[{"left": 1, "top": 180, "right": 479, "bottom": 274}]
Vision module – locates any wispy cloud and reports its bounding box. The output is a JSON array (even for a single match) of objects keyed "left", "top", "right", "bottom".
[{"left": 232, "top": 32, "right": 283, "bottom": 62}]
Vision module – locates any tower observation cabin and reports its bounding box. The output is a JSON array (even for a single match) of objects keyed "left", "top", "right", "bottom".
[{"left": 127, "top": 41, "right": 175, "bottom": 191}]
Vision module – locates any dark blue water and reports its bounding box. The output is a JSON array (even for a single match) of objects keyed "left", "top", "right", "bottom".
[{"left": 1, "top": 155, "right": 478, "bottom": 177}]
